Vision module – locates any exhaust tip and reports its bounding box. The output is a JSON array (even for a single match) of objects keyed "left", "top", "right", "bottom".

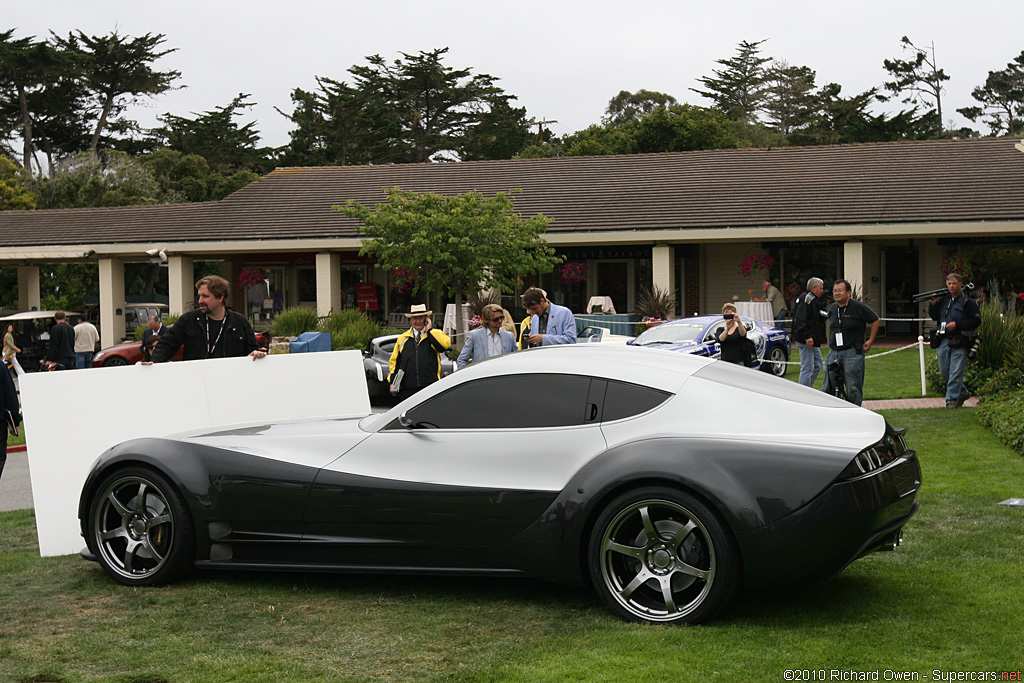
[{"left": 878, "top": 529, "right": 903, "bottom": 552}]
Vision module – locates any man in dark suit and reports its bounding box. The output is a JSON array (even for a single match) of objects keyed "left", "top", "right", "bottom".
[
  {"left": 141, "top": 315, "right": 169, "bottom": 362},
  {"left": 44, "top": 310, "right": 76, "bottom": 371}
]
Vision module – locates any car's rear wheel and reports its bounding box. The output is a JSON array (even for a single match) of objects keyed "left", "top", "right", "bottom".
[
  {"left": 87, "top": 467, "right": 194, "bottom": 586},
  {"left": 766, "top": 345, "right": 788, "bottom": 377},
  {"left": 103, "top": 356, "right": 128, "bottom": 367},
  {"left": 588, "top": 487, "right": 739, "bottom": 624}
]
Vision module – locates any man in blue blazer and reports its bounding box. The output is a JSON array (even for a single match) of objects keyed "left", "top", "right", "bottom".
[
  {"left": 521, "top": 287, "right": 577, "bottom": 347},
  {"left": 457, "top": 304, "right": 518, "bottom": 368}
]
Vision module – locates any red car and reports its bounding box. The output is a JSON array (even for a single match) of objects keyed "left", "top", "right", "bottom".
[{"left": 91, "top": 331, "right": 271, "bottom": 367}]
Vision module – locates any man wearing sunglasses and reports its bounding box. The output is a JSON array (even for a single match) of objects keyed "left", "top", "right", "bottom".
[{"left": 457, "top": 303, "right": 518, "bottom": 368}]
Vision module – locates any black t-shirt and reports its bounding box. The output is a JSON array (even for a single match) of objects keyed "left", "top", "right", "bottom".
[
  {"left": 204, "top": 317, "right": 226, "bottom": 358},
  {"left": 827, "top": 299, "right": 879, "bottom": 350}
]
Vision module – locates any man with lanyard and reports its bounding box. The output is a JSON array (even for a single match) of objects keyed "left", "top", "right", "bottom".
[
  {"left": 792, "top": 277, "right": 827, "bottom": 387},
  {"left": 825, "top": 279, "right": 879, "bottom": 406},
  {"left": 928, "top": 272, "right": 981, "bottom": 408},
  {"left": 149, "top": 275, "right": 265, "bottom": 363},
  {"left": 520, "top": 287, "right": 577, "bottom": 347},
  {"left": 388, "top": 304, "right": 450, "bottom": 400}
]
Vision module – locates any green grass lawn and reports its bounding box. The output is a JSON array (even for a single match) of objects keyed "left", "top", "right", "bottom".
[
  {"left": 783, "top": 343, "right": 942, "bottom": 400},
  {"left": 1, "top": 409, "right": 1021, "bottom": 682}
]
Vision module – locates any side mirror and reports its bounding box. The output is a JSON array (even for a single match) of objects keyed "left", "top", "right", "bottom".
[{"left": 398, "top": 411, "right": 413, "bottom": 428}]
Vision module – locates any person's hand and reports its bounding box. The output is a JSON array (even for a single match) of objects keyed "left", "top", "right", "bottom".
[
  {"left": 141, "top": 361, "right": 154, "bottom": 366},
  {"left": 862, "top": 340, "right": 873, "bottom": 352},
  {"left": 806, "top": 338, "right": 814, "bottom": 347},
  {"left": 527, "top": 333, "right": 542, "bottom": 345},
  {"left": 423, "top": 317, "right": 432, "bottom": 331},
  {"left": 929, "top": 295, "right": 940, "bottom": 304},
  {"left": 250, "top": 348, "right": 267, "bottom": 360},
  {"left": 945, "top": 321, "right": 957, "bottom": 331}
]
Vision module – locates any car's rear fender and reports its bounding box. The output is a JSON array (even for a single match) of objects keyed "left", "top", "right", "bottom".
[{"left": 506, "top": 436, "right": 854, "bottom": 584}]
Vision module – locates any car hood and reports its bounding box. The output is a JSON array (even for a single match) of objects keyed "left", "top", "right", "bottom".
[{"left": 171, "top": 416, "right": 373, "bottom": 470}]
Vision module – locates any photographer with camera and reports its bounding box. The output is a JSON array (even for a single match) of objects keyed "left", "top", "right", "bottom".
[
  {"left": 929, "top": 272, "right": 981, "bottom": 408},
  {"left": 717, "top": 303, "right": 748, "bottom": 365}
]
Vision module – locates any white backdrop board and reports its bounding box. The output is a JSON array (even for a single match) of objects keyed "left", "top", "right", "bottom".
[{"left": 20, "top": 350, "right": 369, "bottom": 557}]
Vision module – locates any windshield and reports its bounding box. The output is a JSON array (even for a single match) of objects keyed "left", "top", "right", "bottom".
[{"left": 633, "top": 323, "right": 705, "bottom": 346}]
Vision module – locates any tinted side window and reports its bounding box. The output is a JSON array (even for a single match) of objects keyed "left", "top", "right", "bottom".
[
  {"left": 602, "top": 380, "right": 671, "bottom": 422},
  {"left": 403, "top": 374, "right": 592, "bottom": 429}
]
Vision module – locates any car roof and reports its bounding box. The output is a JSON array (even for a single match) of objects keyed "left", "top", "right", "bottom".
[
  {"left": 452, "top": 344, "right": 709, "bottom": 393},
  {"left": 0, "top": 310, "right": 82, "bottom": 321}
]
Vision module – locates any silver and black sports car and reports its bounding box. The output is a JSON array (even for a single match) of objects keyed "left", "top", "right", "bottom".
[{"left": 79, "top": 346, "right": 920, "bottom": 625}]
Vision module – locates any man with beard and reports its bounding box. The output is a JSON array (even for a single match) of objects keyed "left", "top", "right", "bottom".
[{"left": 149, "top": 275, "right": 265, "bottom": 363}]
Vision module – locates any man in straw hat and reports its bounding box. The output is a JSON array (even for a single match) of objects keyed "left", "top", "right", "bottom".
[{"left": 388, "top": 304, "right": 451, "bottom": 400}]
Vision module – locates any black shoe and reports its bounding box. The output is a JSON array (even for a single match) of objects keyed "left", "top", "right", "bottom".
[
  {"left": 955, "top": 395, "right": 967, "bottom": 408},
  {"left": 946, "top": 402, "right": 957, "bottom": 408}
]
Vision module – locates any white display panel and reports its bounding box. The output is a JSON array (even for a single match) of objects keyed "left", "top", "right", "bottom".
[{"left": 20, "top": 350, "right": 369, "bottom": 557}]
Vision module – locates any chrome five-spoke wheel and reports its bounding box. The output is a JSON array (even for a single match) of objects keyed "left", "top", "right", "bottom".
[
  {"left": 768, "top": 345, "right": 788, "bottom": 377},
  {"left": 88, "top": 467, "right": 194, "bottom": 585},
  {"left": 589, "top": 487, "right": 738, "bottom": 624}
]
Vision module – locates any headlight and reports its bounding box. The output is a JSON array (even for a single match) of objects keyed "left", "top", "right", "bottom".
[{"left": 839, "top": 427, "right": 909, "bottom": 480}]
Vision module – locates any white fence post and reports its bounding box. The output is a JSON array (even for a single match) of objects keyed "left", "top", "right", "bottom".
[{"left": 918, "top": 335, "right": 926, "bottom": 396}]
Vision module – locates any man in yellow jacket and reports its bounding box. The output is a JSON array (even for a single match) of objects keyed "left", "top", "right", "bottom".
[{"left": 388, "top": 304, "right": 451, "bottom": 400}]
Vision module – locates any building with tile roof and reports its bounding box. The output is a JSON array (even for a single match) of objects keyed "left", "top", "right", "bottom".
[{"left": 2, "top": 136, "right": 1023, "bottom": 348}]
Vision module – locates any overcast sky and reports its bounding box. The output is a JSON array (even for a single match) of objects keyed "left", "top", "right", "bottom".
[{"left": 7, "top": 0, "right": 1024, "bottom": 148}]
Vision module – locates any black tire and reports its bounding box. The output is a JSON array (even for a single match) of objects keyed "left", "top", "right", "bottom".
[
  {"left": 103, "top": 356, "right": 128, "bottom": 367},
  {"left": 588, "top": 486, "right": 740, "bottom": 625},
  {"left": 86, "top": 466, "right": 195, "bottom": 586},
  {"left": 766, "top": 345, "right": 788, "bottom": 377}
]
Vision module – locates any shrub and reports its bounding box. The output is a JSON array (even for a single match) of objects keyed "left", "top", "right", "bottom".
[
  {"left": 320, "top": 309, "right": 370, "bottom": 335},
  {"left": 974, "top": 304, "right": 1024, "bottom": 370},
  {"left": 326, "top": 312, "right": 384, "bottom": 350},
  {"left": 976, "top": 388, "right": 1024, "bottom": 456},
  {"left": 271, "top": 306, "right": 320, "bottom": 337}
]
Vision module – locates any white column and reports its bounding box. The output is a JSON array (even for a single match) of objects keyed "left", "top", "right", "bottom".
[
  {"left": 168, "top": 255, "right": 194, "bottom": 316},
  {"left": 843, "top": 240, "right": 865, "bottom": 295},
  {"left": 17, "top": 265, "right": 40, "bottom": 311},
  {"left": 98, "top": 257, "right": 126, "bottom": 347},
  {"left": 315, "top": 252, "right": 342, "bottom": 317},
  {"left": 652, "top": 243, "right": 676, "bottom": 307}
]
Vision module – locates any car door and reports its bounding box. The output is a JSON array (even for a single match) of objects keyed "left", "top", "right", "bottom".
[{"left": 300, "top": 373, "right": 608, "bottom": 567}]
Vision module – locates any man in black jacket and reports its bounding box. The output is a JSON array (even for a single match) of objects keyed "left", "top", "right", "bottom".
[
  {"left": 150, "top": 276, "right": 266, "bottom": 363},
  {"left": 44, "top": 310, "right": 76, "bottom": 370},
  {"left": 0, "top": 362, "right": 21, "bottom": 479},
  {"left": 792, "top": 277, "right": 827, "bottom": 387},
  {"left": 928, "top": 272, "right": 981, "bottom": 408}
]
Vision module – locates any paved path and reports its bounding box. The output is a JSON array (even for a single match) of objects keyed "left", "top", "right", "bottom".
[
  {"left": 0, "top": 448, "right": 34, "bottom": 513},
  {"left": 862, "top": 396, "right": 977, "bottom": 410}
]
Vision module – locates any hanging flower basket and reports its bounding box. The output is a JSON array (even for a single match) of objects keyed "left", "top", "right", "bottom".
[
  {"left": 738, "top": 253, "right": 775, "bottom": 282},
  {"left": 389, "top": 268, "right": 416, "bottom": 294},
  {"left": 560, "top": 261, "right": 589, "bottom": 284},
  {"left": 238, "top": 267, "right": 269, "bottom": 288},
  {"left": 939, "top": 252, "right": 974, "bottom": 282}
]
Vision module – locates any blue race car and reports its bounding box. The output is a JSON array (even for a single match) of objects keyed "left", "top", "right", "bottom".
[{"left": 628, "top": 315, "right": 791, "bottom": 377}]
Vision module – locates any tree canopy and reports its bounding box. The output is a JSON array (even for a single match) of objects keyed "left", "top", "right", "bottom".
[
  {"left": 338, "top": 188, "right": 560, "bottom": 345},
  {"left": 958, "top": 51, "right": 1024, "bottom": 136},
  {"left": 280, "top": 48, "right": 532, "bottom": 165}
]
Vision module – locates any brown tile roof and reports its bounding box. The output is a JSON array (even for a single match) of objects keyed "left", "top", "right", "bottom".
[{"left": 2, "top": 137, "right": 1023, "bottom": 248}]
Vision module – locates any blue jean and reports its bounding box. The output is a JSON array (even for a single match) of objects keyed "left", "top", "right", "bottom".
[
  {"left": 75, "top": 352, "right": 92, "bottom": 369},
  {"left": 831, "top": 348, "right": 866, "bottom": 406},
  {"left": 795, "top": 341, "right": 823, "bottom": 387},
  {"left": 936, "top": 338, "right": 969, "bottom": 404}
]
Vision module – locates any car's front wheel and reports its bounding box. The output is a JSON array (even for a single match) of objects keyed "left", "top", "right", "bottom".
[
  {"left": 102, "top": 356, "right": 128, "bottom": 367},
  {"left": 86, "top": 466, "right": 194, "bottom": 586},
  {"left": 766, "top": 345, "right": 788, "bottom": 377},
  {"left": 588, "top": 487, "right": 739, "bottom": 624}
]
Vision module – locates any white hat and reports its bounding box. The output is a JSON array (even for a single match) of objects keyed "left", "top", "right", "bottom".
[{"left": 404, "top": 304, "right": 433, "bottom": 318}]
